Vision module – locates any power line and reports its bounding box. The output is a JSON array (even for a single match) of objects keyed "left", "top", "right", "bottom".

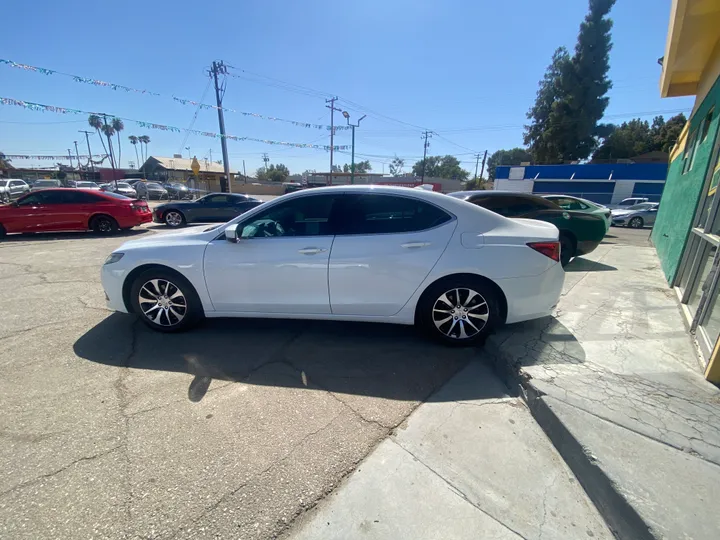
[{"left": 178, "top": 76, "right": 212, "bottom": 155}]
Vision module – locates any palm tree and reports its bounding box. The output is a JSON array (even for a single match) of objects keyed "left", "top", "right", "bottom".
[
  {"left": 101, "top": 123, "right": 117, "bottom": 186},
  {"left": 112, "top": 118, "right": 124, "bottom": 168},
  {"left": 88, "top": 114, "right": 109, "bottom": 161},
  {"left": 129, "top": 136, "right": 140, "bottom": 171},
  {"left": 139, "top": 135, "right": 151, "bottom": 177}
]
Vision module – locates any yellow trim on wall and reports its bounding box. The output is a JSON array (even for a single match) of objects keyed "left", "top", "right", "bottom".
[
  {"left": 705, "top": 334, "right": 720, "bottom": 383},
  {"left": 670, "top": 121, "right": 690, "bottom": 162}
]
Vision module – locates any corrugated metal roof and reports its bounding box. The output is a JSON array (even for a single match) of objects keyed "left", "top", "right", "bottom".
[{"left": 148, "top": 156, "right": 239, "bottom": 174}]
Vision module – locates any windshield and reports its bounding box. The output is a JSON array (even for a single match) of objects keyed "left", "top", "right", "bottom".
[
  {"left": 147, "top": 183, "right": 163, "bottom": 189},
  {"left": 35, "top": 180, "right": 58, "bottom": 187},
  {"left": 102, "top": 191, "right": 132, "bottom": 200},
  {"left": 629, "top": 203, "right": 655, "bottom": 210},
  {"left": 116, "top": 182, "right": 131, "bottom": 188},
  {"left": 77, "top": 182, "right": 98, "bottom": 188}
]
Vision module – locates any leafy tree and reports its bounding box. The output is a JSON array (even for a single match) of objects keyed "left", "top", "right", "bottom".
[
  {"left": 525, "top": 0, "right": 616, "bottom": 162},
  {"left": 257, "top": 164, "right": 290, "bottom": 182},
  {"left": 342, "top": 160, "right": 372, "bottom": 173},
  {"left": 592, "top": 113, "right": 687, "bottom": 160},
  {"left": 412, "top": 155, "right": 469, "bottom": 181},
  {"left": 486, "top": 148, "right": 533, "bottom": 181},
  {"left": 389, "top": 156, "right": 405, "bottom": 176}
]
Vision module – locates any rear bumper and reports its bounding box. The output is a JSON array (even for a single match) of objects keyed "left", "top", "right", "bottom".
[
  {"left": 116, "top": 213, "right": 152, "bottom": 228},
  {"left": 496, "top": 263, "right": 564, "bottom": 324}
]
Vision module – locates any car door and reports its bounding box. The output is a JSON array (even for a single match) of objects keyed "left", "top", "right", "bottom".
[
  {"left": 203, "top": 193, "right": 340, "bottom": 313},
  {"left": 13, "top": 190, "right": 69, "bottom": 231},
  {"left": 194, "top": 194, "right": 229, "bottom": 221},
  {"left": 59, "top": 190, "right": 100, "bottom": 229},
  {"left": 328, "top": 193, "right": 456, "bottom": 316}
]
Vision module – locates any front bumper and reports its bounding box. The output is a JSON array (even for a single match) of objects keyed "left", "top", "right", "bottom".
[{"left": 101, "top": 263, "right": 130, "bottom": 313}]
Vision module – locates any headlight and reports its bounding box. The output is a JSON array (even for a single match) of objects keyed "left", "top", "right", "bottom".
[{"left": 104, "top": 252, "right": 125, "bottom": 265}]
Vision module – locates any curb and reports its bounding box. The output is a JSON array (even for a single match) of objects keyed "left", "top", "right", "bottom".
[{"left": 484, "top": 336, "right": 655, "bottom": 540}]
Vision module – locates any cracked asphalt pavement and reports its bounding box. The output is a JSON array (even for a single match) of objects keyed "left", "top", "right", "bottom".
[{"left": 0, "top": 224, "right": 480, "bottom": 539}]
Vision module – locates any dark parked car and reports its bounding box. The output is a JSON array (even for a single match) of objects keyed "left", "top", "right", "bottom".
[
  {"left": 448, "top": 191, "right": 607, "bottom": 266},
  {"left": 135, "top": 182, "right": 168, "bottom": 200},
  {"left": 153, "top": 192, "right": 263, "bottom": 228},
  {"left": 163, "top": 182, "right": 191, "bottom": 200}
]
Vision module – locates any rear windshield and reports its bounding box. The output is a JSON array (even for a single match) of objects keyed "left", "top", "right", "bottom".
[
  {"left": 35, "top": 180, "right": 59, "bottom": 187},
  {"left": 147, "top": 183, "right": 163, "bottom": 189},
  {"left": 102, "top": 191, "right": 132, "bottom": 200}
]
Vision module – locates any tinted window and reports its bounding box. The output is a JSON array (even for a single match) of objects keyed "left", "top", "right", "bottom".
[
  {"left": 471, "top": 195, "right": 555, "bottom": 217},
  {"left": 10, "top": 180, "right": 24, "bottom": 187},
  {"left": 550, "top": 197, "right": 589, "bottom": 211},
  {"left": 239, "top": 195, "right": 337, "bottom": 238},
  {"left": 0, "top": 181, "right": 7, "bottom": 187},
  {"left": 340, "top": 194, "right": 452, "bottom": 235},
  {"left": 60, "top": 191, "right": 103, "bottom": 204},
  {"left": 19, "top": 190, "right": 64, "bottom": 205},
  {"left": 204, "top": 194, "right": 234, "bottom": 204},
  {"left": 102, "top": 191, "right": 131, "bottom": 200}
]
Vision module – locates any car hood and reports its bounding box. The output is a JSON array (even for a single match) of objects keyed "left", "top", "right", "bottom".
[
  {"left": 119, "top": 226, "right": 212, "bottom": 250},
  {"left": 611, "top": 209, "right": 632, "bottom": 217}
]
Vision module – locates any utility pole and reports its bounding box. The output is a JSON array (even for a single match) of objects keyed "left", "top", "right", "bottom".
[
  {"left": 67, "top": 149, "right": 74, "bottom": 170},
  {"left": 479, "top": 149, "right": 488, "bottom": 179},
  {"left": 262, "top": 153, "right": 270, "bottom": 172},
  {"left": 420, "top": 130, "right": 432, "bottom": 183},
  {"left": 343, "top": 111, "right": 366, "bottom": 185},
  {"left": 474, "top": 153, "right": 481, "bottom": 180},
  {"left": 326, "top": 97, "right": 341, "bottom": 179},
  {"left": 74, "top": 141, "right": 82, "bottom": 179},
  {"left": 209, "top": 60, "right": 232, "bottom": 193},
  {"left": 243, "top": 159, "right": 247, "bottom": 184},
  {"left": 79, "top": 130, "right": 95, "bottom": 180}
]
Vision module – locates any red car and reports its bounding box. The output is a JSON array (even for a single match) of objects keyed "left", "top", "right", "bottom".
[{"left": 0, "top": 189, "right": 152, "bottom": 238}]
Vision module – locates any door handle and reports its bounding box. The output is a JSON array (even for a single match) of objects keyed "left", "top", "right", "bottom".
[
  {"left": 401, "top": 242, "right": 431, "bottom": 249},
  {"left": 298, "top": 247, "right": 327, "bottom": 255}
]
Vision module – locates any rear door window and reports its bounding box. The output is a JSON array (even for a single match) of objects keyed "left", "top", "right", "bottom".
[{"left": 339, "top": 194, "right": 452, "bottom": 235}]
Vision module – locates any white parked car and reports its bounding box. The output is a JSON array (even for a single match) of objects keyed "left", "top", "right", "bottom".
[{"left": 102, "top": 186, "right": 564, "bottom": 345}]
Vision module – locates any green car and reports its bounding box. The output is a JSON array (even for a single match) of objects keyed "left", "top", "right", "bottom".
[
  {"left": 543, "top": 194, "right": 612, "bottom": 233},
  {"left": 448, "top": 191, "right": 607, "bottom": 267}
]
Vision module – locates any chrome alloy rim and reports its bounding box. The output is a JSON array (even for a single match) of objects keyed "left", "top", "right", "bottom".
[
  {"left": 165, "top": 211, "right": 183, "bottom": 227},
  {"left": 432, "top": 288, "right": 489, "bottom": 340},
  {"left": 138, "top": 279, "right": 187, "bottom": 326}
]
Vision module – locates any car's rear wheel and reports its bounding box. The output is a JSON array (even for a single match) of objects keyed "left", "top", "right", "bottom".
[
  {"left": 559, "top": 233, "right": 576, "bottom": 267},
  {"left": 90, "top": 215, "right": 118, "bottom": 235},
  {"left": 164, "top": 210, "right": 186, "bottom": 228},
  {"left": 0, "top": 224, "right": 6, "bottom": 239},
  {"left": 130, "top": 269, "right": 203, "bottom": 332},
  {"left": 629, "top": 217, "right": 644, "bottom": 229},
  {"left": 417, "top": 276, "right": 499, "bottom": 346}
]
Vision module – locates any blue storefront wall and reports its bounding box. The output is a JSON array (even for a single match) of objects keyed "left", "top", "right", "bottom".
[
  {"left": 632, "top": 182, "right": 665, "bottom": 201},
  {"left": 495, "top": 163, "right": 669, "bottom": 180}
]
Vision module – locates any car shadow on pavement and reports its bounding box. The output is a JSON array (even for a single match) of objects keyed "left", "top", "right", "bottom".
[
  {"left": 74, "top": 313, "right": 501, "bottom": 403},
  {"left": 0, "top": 229, "right": 151, "bottom": 242},
  {"left": 565, "top": 257, "right": 617, "bottom": 272},
  {"left": 495, "top": 316, "right": 586, "bottom": 367}
]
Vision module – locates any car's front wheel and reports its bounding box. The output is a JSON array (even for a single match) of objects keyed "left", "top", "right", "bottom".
[
  {"left": 164, "top": 210, "right": 186, "bottom": 228},
  {"left": 130, "top": 269, "right": 203, "bottom": 332},
  {"left": 628, "top": 217, "right": 644, "bottom": 229},
  {"left": 417, "top": 277, "right": 499, "bottom": 346}
]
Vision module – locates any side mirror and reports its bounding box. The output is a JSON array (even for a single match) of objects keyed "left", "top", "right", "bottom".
[{"left": 224, "top": 224, "right": 239, "bottom": 243}]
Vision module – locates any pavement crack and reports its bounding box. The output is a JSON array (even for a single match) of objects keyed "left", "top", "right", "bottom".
[
  {"left": 0, "top": 445, "right": 123, "bottom": 498},
  {"left": 391, "top": 439, "right": 528, "bottom": 539}
]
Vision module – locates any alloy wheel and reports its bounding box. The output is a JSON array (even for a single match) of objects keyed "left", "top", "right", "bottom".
[
  {"left": 432, "top": 288, "right": 489, "bottom": 340},
  {"left": 138, "top": 278, "right": 187, "bottom": 327},
  {"left": 165, "top": 211, "right": 183, "bottom": 227},
  {"left": 629, "top": 217, "right": 643, "bottom": 229},
  {"left": 97, "top": 218, "right": 112, "bottom": 232}
]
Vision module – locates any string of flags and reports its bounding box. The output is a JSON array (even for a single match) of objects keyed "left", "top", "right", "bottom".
[
  {"left": 4, "top": 154, "right": 106, "bottom": 160},
  {"left": 0, "top": 59, "right": 350, "bottom": 131},
  {"left": 0, "top": 97, "right": 350, "bottom": 151}
]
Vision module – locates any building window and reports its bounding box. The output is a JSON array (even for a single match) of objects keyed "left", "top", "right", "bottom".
[
  {"left": 683, "top": 129, "right": 699, "bottom": 174},
  {"left": 702, "top": 107, "right": 715, "bottom": 142}
]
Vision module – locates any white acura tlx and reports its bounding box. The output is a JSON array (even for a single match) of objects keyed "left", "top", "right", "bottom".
[{"left": 102, "top": 185, "right": 564, "bottom": 345}]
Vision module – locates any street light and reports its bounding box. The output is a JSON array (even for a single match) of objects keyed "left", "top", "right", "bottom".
[{"left": 343, "top": 111, "right": 366, "bottom": 184}]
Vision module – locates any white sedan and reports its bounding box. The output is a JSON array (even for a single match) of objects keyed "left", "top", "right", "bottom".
[{"left": 102, "top": 185, "right": 564, "bottom": 345}]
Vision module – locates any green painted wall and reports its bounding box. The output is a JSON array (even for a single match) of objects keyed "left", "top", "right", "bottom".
[{"left": 652, "top": 75, "right": 720, "bottom": 284}]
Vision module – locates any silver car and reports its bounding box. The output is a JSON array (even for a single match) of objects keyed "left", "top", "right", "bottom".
[{"left": 611, "top": 202, "right": 659, "bottom": 228}]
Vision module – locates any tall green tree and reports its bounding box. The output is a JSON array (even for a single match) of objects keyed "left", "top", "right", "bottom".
[
  {"left": 486, "top": 148, "right": 533, "bottom": 181},
  {"left": 129, "top": 136, "right": 140, "bottom": 170},
  {"left": 412, "top": 155, "right": 469, "bottom": 180},
  {"left": 257, "top": 164, "right": 290, "bottom": 182},
  {"left": 525, "top": 0, "right": 616, "bottom": 162},
  {"left": 389, "top": 156, "right": 405, "bottom": 176},
  {"left": 88, "top": 114, "right": 110, "bottom": 163},
  {"left": 592, "top": 113, "right": 687, "bottom": 160},
  {"left": 112, "top": 118, "right": 124, "bottom": 167},
  {"left": 342, "top": 160, "right": 372, "bottom": 173}
]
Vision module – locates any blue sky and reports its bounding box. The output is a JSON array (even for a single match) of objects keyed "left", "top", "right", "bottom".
[{"left": 0, "top": 0, "right": 695, "bottom": 176}]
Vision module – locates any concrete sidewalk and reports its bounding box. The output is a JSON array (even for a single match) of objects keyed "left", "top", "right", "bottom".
[
  {"left": 486, "top": 245, "right": 720, "bottom": 539},
  {"left": 283, "top": 361, "right": 612, "bottom": 540}
]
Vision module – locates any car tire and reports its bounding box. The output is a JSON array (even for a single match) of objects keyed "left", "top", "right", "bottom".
[
  {"left": 164, "top": 210, "right": 186, "bottom": 228},
  {"left": 90, "top": 215, "right": 119, "bottom": 235},
  {"left": 417, "top": 276, "right": 499, "bottom": 346},
  {"left": 559, "top": 232, "right": 576, "bottom": 267},
  {"left": 130, "top": 268, "right": 203, "bottom": 332},
  {"left": 629, "top": 217, "right": 644, "bottom": 229},
  {"left": 0, "top": 224, "right": 6, "bottom": 239}
]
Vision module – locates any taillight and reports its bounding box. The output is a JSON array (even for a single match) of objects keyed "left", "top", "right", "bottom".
[
  {"left": 130, "top": 203, "right": 148, "bottom": 212},
  {"left": 527, "top": 241, "right": 560, "bottom": 262}
]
